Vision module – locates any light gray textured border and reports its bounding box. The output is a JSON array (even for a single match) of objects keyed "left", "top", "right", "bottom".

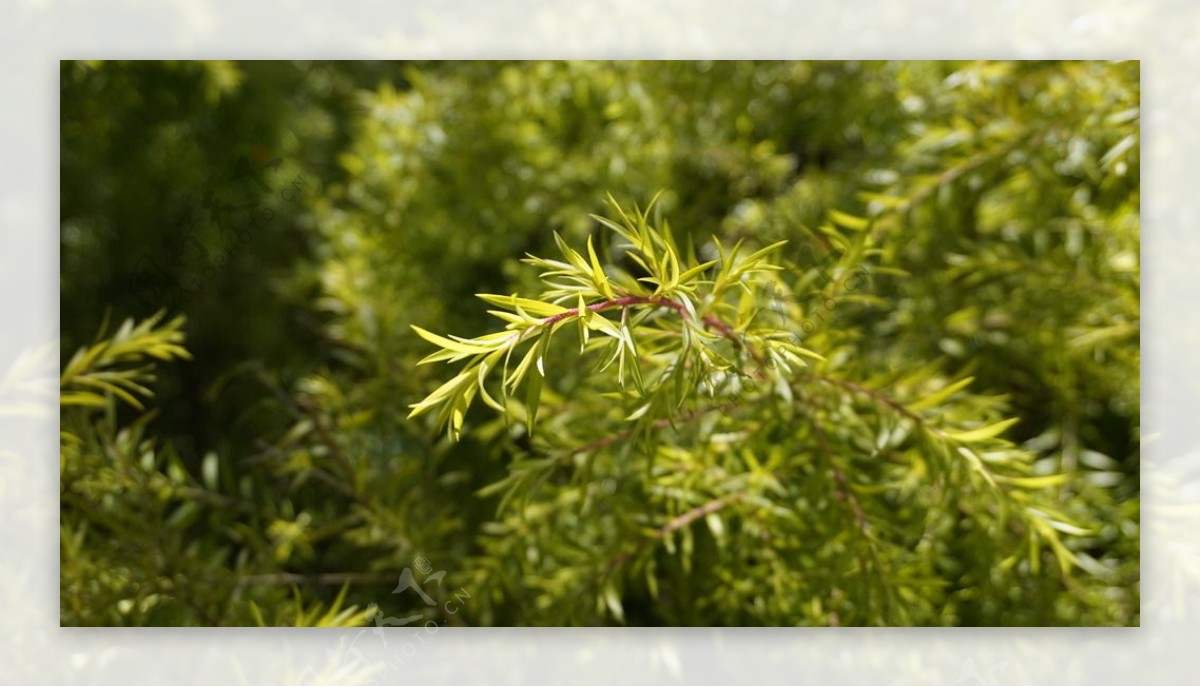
[{"left": 1, "top": 0, "right": 1188, "bottom": 683}]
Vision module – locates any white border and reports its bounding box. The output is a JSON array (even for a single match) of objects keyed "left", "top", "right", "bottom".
[{"left": 1, "top": 0, "right": 1190, "bottom": 683}]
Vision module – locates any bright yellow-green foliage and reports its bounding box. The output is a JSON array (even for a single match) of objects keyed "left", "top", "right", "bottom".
[
  {"left": 412, "top": 197, "right": 1114, "bottom": 625},
  {"left": 408, "top": 195, "right": 808, "bottom": 441},
  {"left": 60, "top": 60, "right": 1138, "bottom": 627}
]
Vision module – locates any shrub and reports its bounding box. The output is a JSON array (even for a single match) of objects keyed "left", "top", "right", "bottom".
[{"left": 60, "top": 60, "right": 1138, "bottom": 626}]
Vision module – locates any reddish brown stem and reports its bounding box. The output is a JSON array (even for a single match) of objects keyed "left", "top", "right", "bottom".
[
  {"left": 541, "top": 294, "right": 767, "bottom": 373},
  {"left": 653, "top": 492, "right": 744, "bottom": 539},
  {"left": 540, "top": 296, "right": 686, "bottom": 326}
]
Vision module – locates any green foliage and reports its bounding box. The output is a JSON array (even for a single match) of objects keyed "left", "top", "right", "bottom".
[
  {"left": 60, "top": 312, "right": 190, "bottom": 412},
  {"left": 408, "top": 194, "right": 808, "bottom": 441},
  {"left": 411, "top": 198, "right": 1109, "bottom": 626},
  {"left": 60, "top": 315, "right": 375, "bottom": 626},
  {"left": 61, "top": 60, "right": 1138, "bottom": 627}
]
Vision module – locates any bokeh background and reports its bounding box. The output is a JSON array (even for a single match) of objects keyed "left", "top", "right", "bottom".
[
  {"left": 0, "top": 0, "right": 1194, "bottom": 681},
  {"left": 58, "top": 59, "right": 1139, "bottom": 628}
]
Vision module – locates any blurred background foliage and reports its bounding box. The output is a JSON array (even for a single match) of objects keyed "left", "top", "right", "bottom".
[{"left": 59, "top": 60, "right": 1138, "bottom": 626}]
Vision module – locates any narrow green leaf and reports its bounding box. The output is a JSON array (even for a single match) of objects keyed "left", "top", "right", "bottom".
[
  {"left": 739, "top": 240, "right": 788, "bottom": 268},
  {"left": 577, "top": 293, "right": 590, "bottom": 352},
  {"left": 998, "top": 473, "right": 1069, "bottom": 489},
  {"left": 408, "top": 370, "right": 471, "bottom": 418},
  {"left": 1028, "top": 507, "right": 1092, "bottom": 536},
  {"left": 625, "top": 402, "right": 652, "bottom": 421},
  {"left": 945, "top": 417, "right": 1019, "bottom": 443},
  {"left": 908, "top": 376, "right": 974, "bottom": 412},
  {"left": 202, "top": 452, "right": 219, "bottom": 490},
  {"left": 602, "top": 582, "right": 625, "bottom": 623},
  {"left": 506, "top": 344, "right": 538, "bottom": 391},
  {"left": 526, "top": 365, "right": 543, "bottom": 433},
  {"left": 476, "top": 294, "right": 569, "bottom": 318},
  {"left": 487, "top": 309, "right": 532, "bottom": 326},
  {"left": 412, "top": 325, "right": 495, "bottom": 355},
  {"left": 587, "top": 235, "right": 614, "bottom": 298},
  {"left": 553, "top": 231, "right": 591, "bottom": 273},
  {"left": 477, "top": 353, "right": 506, "bottom": 412},
  {"left": 677, "top": 259, "right": 718, "bottom": 284},
  {"left": 60, "top": 392, "right": 108, "bottom": 407},
  {"left": 828, "top": 208, "right": 870, "bottom": 230}
]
